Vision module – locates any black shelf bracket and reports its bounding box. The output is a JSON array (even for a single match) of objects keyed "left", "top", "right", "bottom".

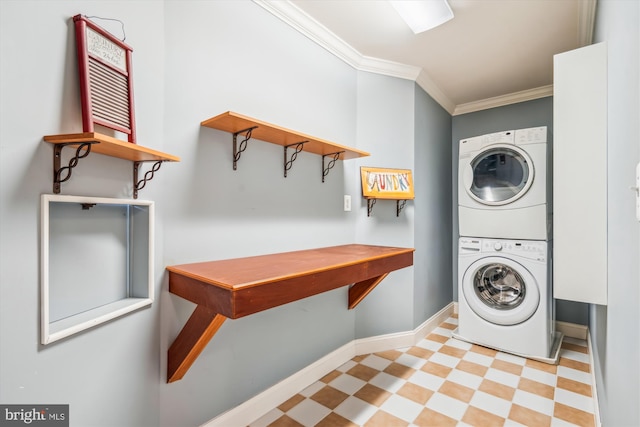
[
  {"left": 397, "top": 200, "right": 407, "bottom": 217},
  {"left": 367, "top": 198, "right": 377, "bottom": 217},
  {"left": 133, "top": 160, "right": 163, "bottom": 199},
  {"left": 284, "top": 141, "right": 307, "bottom": 178},
  {"left": 232, "top": 126, "right": 258, "bottom": 170},
  {"left": 322, "top": 151, "right": 344, "bottom": 183},
  {"left": 53, "top": 142, "right": 95, "bottom": 194}
]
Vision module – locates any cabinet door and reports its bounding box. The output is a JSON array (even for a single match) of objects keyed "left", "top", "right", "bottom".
[{"left": 553, "top": 42, "right": 608, "bottom": 305}]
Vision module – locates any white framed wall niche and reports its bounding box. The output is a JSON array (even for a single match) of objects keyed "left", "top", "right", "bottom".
[{"left": 40, "top": 194, "right": 154, "bottom": 344}]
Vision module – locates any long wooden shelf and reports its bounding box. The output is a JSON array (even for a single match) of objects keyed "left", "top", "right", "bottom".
[
  {"left": 201, "top": 111, "right": 369, "bottom": 179},
  {"left": 43, "top": 132, "right": 180, "bottom": 198},
  {"left": 165, "top": 244, "right": 414, "bottom": 383},
  {"left": 44, "top": 132, "right": 180, "bottom": 162}
]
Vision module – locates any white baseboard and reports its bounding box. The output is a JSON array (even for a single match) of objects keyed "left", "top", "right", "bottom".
[
  {"left": 202, "top": 302, "right": 455, "bottom": 427},
  {"left": 555, "top": 320, "right": 589, "bottom": 340},
  {"left": 355, "top": 302, "right": 455, "bottom": 355}
]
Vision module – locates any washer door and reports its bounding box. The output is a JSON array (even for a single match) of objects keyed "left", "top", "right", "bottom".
[
  {"left": 462, "top": 256, "right": 540, "bottom": 326},
  {"left": 462, "top": 144, "right": 534, "bottom": 206}
]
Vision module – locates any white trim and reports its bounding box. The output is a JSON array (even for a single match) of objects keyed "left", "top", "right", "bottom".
[
  {"left": 578, "top": 0, "right": 597, "bottom": 47},
  {"left": 354, "top": 302, "right": 455, "bottom": 355},
  {"left": 254, "top": 1, "right": 598, "bottom": 115},
  {"left": 453, "top": 85, "right": 554, "bottom": 116},
  {"left": 201, "top": 302, "right": 455, "bottom": 427},
  {"left": 40, "top": 194, "right": 154, "bottom": 344},
  {"left": 587, "top": 331, "right": 603, "bottom": 427},
  {"left": 555, "top": 320, "right": 589, "bottom": 340}
]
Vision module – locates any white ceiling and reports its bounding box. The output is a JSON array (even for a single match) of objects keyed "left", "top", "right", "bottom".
[{"left": 255, "top": 0, "right": 597, "bottom": 115}]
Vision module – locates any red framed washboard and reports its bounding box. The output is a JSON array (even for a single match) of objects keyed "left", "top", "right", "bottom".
[{"left": 73, "top": 15, "right": 137, "bottom": 144}]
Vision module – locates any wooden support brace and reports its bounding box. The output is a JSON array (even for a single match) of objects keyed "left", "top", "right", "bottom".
[
  {"left": 348, "top": 273, "right": 389, "bottom": 309},
  {"left": 167, "top": 305, "right": 227, "bottom": 383}
]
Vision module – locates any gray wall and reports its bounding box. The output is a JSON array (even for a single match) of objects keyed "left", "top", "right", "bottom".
[
  {"left": 0, "top": 2, "right": 165, "bottom": 426},
  {"left": 0, "top": 1, "right": 453, "bottom": 426},
  {"left": 414, "top": 85, "right": 453, "bottom": 327},
  {"left": 451, "top": 97, "right": 590, "bottom": 326},
  {"left": 591, "top": 0, "right": 640, "bottom": 425}
]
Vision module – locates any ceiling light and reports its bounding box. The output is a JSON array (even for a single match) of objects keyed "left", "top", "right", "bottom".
[{"left": 389, "top": 0, "right": 454, "bottom": 34}]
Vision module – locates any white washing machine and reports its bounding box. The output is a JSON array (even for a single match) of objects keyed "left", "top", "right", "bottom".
[
  {"left": 458, "top": 126, "right": 551, "bottom": 240},
  {"left": 453, "top": 237, "right": 561, "bottom": 362}
]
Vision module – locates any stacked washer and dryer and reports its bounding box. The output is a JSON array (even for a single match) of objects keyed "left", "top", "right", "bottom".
[{"left": 453, "top": 127, "right": 562, "bottom": 363}]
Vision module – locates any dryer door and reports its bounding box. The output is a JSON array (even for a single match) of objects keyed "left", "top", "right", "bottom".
[
  {"left": 462, "top": 144, "right": 534, "bottom": 206},
  {"left": 462, "top": 256, "right": 540, "bottom": 326}
]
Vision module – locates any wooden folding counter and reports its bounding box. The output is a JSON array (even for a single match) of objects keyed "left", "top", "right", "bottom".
[{"left": 166, "top": 244, "right": 414, "bottom": 382}]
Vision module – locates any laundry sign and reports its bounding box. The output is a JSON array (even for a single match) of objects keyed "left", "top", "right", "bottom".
[{"left": 360, "top": 167, "right": 414, "bottom": 199}]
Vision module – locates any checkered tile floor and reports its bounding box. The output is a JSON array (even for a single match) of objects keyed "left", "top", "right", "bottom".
[{"left": 248, "top": 315, "right": 596, "bottom": 427}]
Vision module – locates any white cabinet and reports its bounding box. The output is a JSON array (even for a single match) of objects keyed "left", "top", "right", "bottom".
[{"left": 553, "top": 42, "right": 607, "bottom": 305}]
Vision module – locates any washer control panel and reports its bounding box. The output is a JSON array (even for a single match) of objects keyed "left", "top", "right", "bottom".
[{"left": 459, "top": 237, "right": 546, "bottom": 261}]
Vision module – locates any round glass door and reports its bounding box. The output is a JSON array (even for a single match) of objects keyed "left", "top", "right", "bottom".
[
  {"left": 467, "top": 145, "right": 533, "bottom": 205},
  {"left": 473, "top": 263, "right": 525, "bottom": 309},
  {"left": 462, "top": 256, "right": 540, "bottom": 326}
]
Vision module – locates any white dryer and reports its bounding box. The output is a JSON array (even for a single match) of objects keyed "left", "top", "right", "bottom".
[
  {"left": 458, "top": 127, "right": 551, "bottom": 240},
  {"left": 454, "top": 237, "right": 561, "bottom": 362}
]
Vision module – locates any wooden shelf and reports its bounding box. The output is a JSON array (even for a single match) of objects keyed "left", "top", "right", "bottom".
[
  {"left": 165, "top": 244, "right": 414, "bottom": 383},
  {"left": 44, "top": 132, "right": 180, "bottom": 162},
  {"left": 43, "top": 132, "right": 180, "bottom": 198},
  {"left": 201, "top": 111, "right": 369, "bottom": 179}
]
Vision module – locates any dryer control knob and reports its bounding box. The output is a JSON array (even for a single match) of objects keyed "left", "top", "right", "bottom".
[{"left": 494, "top": 242, "right": 503, "bottom": 251}]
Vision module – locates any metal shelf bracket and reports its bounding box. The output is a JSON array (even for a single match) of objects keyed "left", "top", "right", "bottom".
[
  {"left": 322, "top": 151, "right": 344, "bottom": 183},
  {"left": 133, "top": 160, "right": 163, "bottom": 199},
  {"left": 367, "top": 198, "right": 377, "bottom": 217},
  {"left": 53, "top": 142, "right": 94, "bottom": 194},
  {"left": 232, "top": 126, "right": 258, "bottom": 170},
  {"left": 397, "top": 200, "right": 407, "bottom": 217},
  {"left": 284, "top": 141, "right": 307, "bottom": 178}
]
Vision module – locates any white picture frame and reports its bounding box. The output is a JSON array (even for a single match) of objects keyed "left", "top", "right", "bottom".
[{"left": 40, "top": 194, "right": 154, "bottom": 344}]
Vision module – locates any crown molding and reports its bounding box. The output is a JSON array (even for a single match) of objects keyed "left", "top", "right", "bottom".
[
  {"left": 253, "top": 0, "right": 456, "bottom": 113},
  {"left": 578, "top": 0, "right": 597, "bottom": 47},
  {"left": 452, "top": 85, "right": 554, "bottom": 116},
  {"left": 254, "top": 1, "right": 589, "bottom": 116}
]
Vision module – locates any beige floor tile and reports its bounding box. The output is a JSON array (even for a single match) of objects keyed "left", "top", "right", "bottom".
[
  {"left": 440, "top": 322, "right": 457, "bottom": 330},
  {"left": 470, "top": 344, "right": 498, "bottom": 357},
  {"left": 321, "top": 370, "right": 342, "bottom": 384},
  {"left": 439, "top": 345, "right": 467, "bottom": 359},
  {"left": 518, "top": 377, "right": 555, "bottom": 400},
  {"left": 561, "top": 341, "right": 589, "bottom": 354},
  {"left": 525, "top": 358, "right": 558, "bottom": 374},
  {"left": 553, "top": 402, "right": 596, "bottom": 427},
  {"left": 426, "top": 333, "right": 449, "bottom": 344},
  {"left": 310, "top": 385, "right": 350, "bottom": 410},
  {"left": 492, "top": 359, "right": 524, "bottom": 376},
  {"left": 457, "top": 359, "right": 489, "bottom": 377},
  {"left": 479, "top": 379, "right": 516, "bottom": 401},
  {"left": 407, "top": 346, "right": 434, "bottom": 359},
  {"left": 384, "top": 362, "right": 416, "bottom": 379},
  {"left": 353, "top": 384, "right": 392, "bottom": 407},
  {"left": 556, "top": 377, "right": 593, "bottom": 397},
  {"left": 439, "top": 380, "right": 476, "bottom": 403},
  {"left": 462, "top": 405, "right": 506, "bottom": 427},
  {"left": 278, "top": 394, "right": 305, "bottom": 412},
  {"left": 375, "top": 349, "right": 403, "bottom": 361},
  {"left": 315, "top": 412, "right": 359, "bottom": 427},
  {"left": 397, "top": 382, "right": 434, "bottom": 405},
  {"left": 413, "top": 408, "right": 458, "bottom": 427},
  {"left": 347, "top": 364, "right": 380, "bottom": 382},
  {"left": 363, "top": 410, "right": 409, "bottom": 427},
  {"left": 559, "top": 357, "right": 591, "bottom": 373},
  {"left": 508, "top": 403, "right": 552, "bottom": 427},
  {"left": 267, "top": 415, "right": 304, "bottom": 427},
  {"left": 421, "top": 361, "right": 453, "bottom": 378}
]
